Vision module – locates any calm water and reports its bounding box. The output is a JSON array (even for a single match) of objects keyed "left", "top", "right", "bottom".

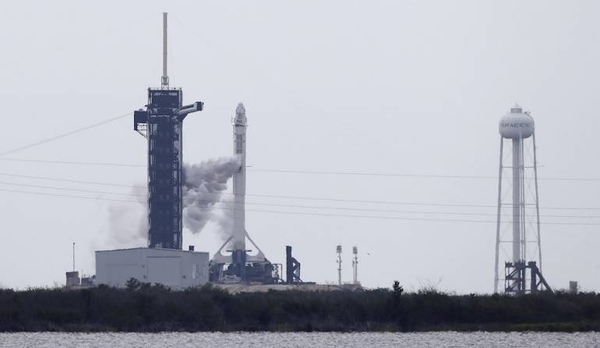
[{"left": 0, "top": 332, "right": 599, "bottom": 348}]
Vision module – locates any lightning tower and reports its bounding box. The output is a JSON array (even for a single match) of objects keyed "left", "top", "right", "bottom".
[
  {"left": 133, "top": 13, "right": 203, "bottom": 249},
  {"left": 209, "top": 103, "right": 277, "bottom": 283},
  {"left": 336, "top": 245, "right": 342, "bottom": 286},
  {"left": 352, "top": 246, "right": 358, "bottom": 285},
  {"left": 494, "top": 106, "right": 551, "bottom": 294}
]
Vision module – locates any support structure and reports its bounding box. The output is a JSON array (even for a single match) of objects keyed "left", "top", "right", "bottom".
[
  {"left": 286, "top": 246, "right": 302, "bottom": 284},
  {"left": 133, "top": 12, "right": 203, "bottom": 249},
  {"left": 494, "top": 106, "right": 551, "bottom": 294},
  {"left": 505, "top": 261, "right": 551, "bottom": 294}
]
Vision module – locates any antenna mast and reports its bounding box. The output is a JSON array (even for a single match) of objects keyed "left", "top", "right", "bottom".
[
  {"left": 72, "top": 242, "right": 75, "bottom": 272},
  {"left": 352, "top": 246, "right": 358, "bottom": 285},
  {"left": 161, "top": 12, "right": 169, "bottom": 89},
  {"left": 336, "top": 245, "right": 342, "bottom": 285}
]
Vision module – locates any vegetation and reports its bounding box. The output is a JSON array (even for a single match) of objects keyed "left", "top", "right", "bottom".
[{"left": 0, "top": 282, "right": 599, "bottom": 332}]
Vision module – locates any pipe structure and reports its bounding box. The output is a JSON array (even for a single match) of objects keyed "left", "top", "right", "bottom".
[
  {"left": 512, "top": 138, "right": 522, "bottom": 262},
  {"left": 494, "top": 137, "right": 504, "bottom": 293}
]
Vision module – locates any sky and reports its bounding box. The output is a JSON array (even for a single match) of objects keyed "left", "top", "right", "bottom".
[{"left": 0, "top": 1, "right": 599, "bottom": 293}]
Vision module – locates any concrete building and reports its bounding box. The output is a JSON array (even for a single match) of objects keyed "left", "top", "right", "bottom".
[{"left": 95, "top": 248, "right": 209, "bottom": 290}]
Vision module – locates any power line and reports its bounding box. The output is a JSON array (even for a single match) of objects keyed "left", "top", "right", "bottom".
[
  {"left": 245, "top": 193, "right": 600, "bottom": 212},
  {"left": 247, "top": 193, "right": 498, "bottom": 208},
  {"left": 1, "top": 171, "right": 600, "bottom": 212},
  {"left": 1, "top": 156, "right": 600, "bottom": 183},
  {"left": 0, "top": 181, "right": 509, "bottom": 217},
  {"left": 0, "top": 158, "right": 143, "bottom": 167},
  {"left": 0, "top": 186, "right": 491, "bottom": 224},
  {"left": 0, "top": 181, "right": 498, "bottom": 216},
  {"left": 240, "top": 209, "right": 600, "bottom": 226},
  {"left": 213, "top": 200, "right": 600, "bottom": 220},
  {"left": 0, "top": 181, "right": 141, "bottom": 197},
  {"left": 0, "top": 112, "right": 131, "bottom": 156},
  {"left": 249, "top": 168, "right": 496, "bottom": 179},
  {"left": 0, "top": 173, "right": 145, "bottom": 188},
  {"left": 0, "top": 188, "right": 137, "bottom": 203},
  {"left": 2, "top": 186, "right": 600, "bottom": 226},
  {"left": 250, "top": 169, "right": 600, "bottom": 182}
]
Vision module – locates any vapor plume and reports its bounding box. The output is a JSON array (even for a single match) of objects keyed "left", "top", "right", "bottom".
[
  {"left": 103, "top": 185, "right": 148, "bottom": 249},
  {"left": 183, "top": 156, "right": 240, "bottom": 233},
  {"left": 210, "top": 194, "right": 235, "bottom": 242}
]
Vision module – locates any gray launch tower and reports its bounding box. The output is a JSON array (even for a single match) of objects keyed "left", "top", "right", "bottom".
[{"left": 133, "top": 13, "right": 203, "bottom": 249}]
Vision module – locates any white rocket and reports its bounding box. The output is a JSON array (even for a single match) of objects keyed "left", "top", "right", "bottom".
[
  {"left": 211, "top": 103, "right": 267, "bottom": 265},
  {"left": 232, "top": 103, "right": 247, "bottom": 251}
]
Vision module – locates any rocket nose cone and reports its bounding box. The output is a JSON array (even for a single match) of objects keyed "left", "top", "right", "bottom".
[
  {"left": 236, "top": 103, "right": 246, "bottom": 117},
  {"left": 234, "top": 102, "right": 247, "bottom": 126}
]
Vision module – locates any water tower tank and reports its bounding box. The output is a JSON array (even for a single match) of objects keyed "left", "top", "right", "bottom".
[{"left": 499, "top": 106, "right": 534, "bottom": 139}]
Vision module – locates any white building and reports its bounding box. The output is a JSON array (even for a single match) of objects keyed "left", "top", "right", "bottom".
[{"left": 95, "top": 248, "right": 209, "bottom": 290}]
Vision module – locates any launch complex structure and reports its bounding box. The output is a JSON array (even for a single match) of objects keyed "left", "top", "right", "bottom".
[
  {"left": 95, "top": 14, "right": 555, "bottom": 293},
  {"left": 128, "top": 13, "right": 300, "bottom": 286}
]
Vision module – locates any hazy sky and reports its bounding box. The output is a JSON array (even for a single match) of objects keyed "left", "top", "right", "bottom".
[{"left": 1, "top": 1, "right": 599, "bottom": 293}]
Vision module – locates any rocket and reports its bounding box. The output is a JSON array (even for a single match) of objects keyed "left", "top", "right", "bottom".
[
  {"left": 209, "top": 103, "right": 270, "bottom": 282},
  {"left": 231, "top": 103, "right": 247, "bottom": 252}
]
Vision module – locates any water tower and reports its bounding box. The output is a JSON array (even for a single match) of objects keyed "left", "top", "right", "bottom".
[{"left": 493, "top": 106, "right": 551, "bottom": 294}]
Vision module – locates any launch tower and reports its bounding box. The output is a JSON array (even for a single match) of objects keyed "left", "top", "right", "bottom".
[
  {"left": 133, "top": 13, "right": 203, "bottom": 249},
  {"left": 494, "top": 106, "right": 551, "bottom": 294}
]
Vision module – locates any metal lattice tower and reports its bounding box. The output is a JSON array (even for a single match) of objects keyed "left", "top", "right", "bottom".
[
  {"left": 494, "top": 105, "right": 551, "bottom": 294},
  {"left": 133, "top": 13, "right": 203, "bottom": 249}
]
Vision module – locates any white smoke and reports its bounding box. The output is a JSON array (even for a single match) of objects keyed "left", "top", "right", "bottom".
[
  {"left": 101, "top": 157, "right": 238, "bottom": 249},
  {"left": 182, "top": 156, "right": 240, "bottom": 234},
  {"left": 210, "top": 194, "right": 235, "bottom": 242},
  {"left": 104, "top": 185, "right": 148, "bottom": 249}
]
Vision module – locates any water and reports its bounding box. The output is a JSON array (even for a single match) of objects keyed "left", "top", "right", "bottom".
[{"left": 0, "top": 332, "right": 599, "bottom": 348}]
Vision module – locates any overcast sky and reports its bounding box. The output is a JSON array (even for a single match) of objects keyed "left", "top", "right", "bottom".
[{"left": 1, "top": 1, "right": 599, "bottom": 293}]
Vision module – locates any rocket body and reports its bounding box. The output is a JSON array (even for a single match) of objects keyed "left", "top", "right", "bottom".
[
  {"left": 208, "top": 103, "right": 272, "bottom": 283},
  {"left": 232, "top": 103, "right": 247, "bottom": 251}
]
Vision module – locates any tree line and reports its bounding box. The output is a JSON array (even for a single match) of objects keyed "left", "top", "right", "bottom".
[{"left": 0, "top": 281, "right": 599, "bottom": 332}]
